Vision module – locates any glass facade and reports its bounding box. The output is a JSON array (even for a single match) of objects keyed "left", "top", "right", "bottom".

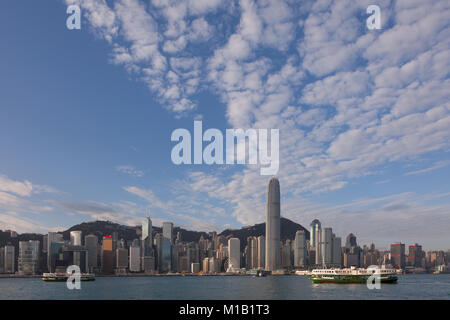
[{"left": 161, "top": 238, "right": 172, "bottom": 273}]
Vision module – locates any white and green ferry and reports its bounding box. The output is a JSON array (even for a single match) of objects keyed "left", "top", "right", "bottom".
[
  {"left": 42, "top": 272, "right": 95, "bottom": 282},
  {"left": 308, "top": 266, "right": 398, "bottom": 284}
]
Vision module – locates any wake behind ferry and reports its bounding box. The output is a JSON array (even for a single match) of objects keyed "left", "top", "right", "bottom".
[{"left": 305, "top": 266, "right": 398, "bottom": 284}]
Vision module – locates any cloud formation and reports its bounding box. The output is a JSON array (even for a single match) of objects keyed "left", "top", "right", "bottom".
[{"left": 19, "top": 0, "right": 447, "bottom": 246}]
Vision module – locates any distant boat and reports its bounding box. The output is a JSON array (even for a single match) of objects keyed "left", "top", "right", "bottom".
[
  {"left": 309, "top": 266, "right": 398, "bottom": 284},
  {"left": 42, "top": 272, "right": 95, "bottom": 282},
  {"left": 295, "top": 270, "right": 311, "bottom": 276}
]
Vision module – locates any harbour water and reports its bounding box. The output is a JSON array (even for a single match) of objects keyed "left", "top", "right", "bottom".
[{"left": 0, "top": 274, "right": 449, "bottom": 300}]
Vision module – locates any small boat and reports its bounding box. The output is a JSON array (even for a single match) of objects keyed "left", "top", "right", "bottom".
[
  {"left": 309, "top": 266, "right": 398, "bottom": 284},
  {"left": 42, "top": 272, "right": 95, "bottom": 282},
  {"left": 295, "top": 270, "right": 311, "bottom": 276},
  {"left": 256, "top": 270, "right": 267, "bottom": 277}
]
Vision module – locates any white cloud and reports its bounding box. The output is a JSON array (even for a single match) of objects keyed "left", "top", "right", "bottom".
[
  {"left": 116, "top": 165, "right": 145, "bottom": 177},
  {"left": 404, "top": 160, "right": 450, "bottom": 176}
]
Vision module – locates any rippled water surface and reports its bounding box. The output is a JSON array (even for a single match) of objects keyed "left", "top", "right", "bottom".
[{"left": 0, "top": 274, "right": 449, "bottom": 299}]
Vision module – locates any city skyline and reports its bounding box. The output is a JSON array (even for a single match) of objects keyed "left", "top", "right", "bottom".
[
  {"left": 0, "top": 172, "right": 448, "bottom": 277},
  {"left": 1, "top": 214, "right": 448, "bottom": 253},
  {"left": 2, "top": 215, "right": 449, "bottom": 276},
  {"left": 1, "top": 0, "right": 449, "bottom": 252}
]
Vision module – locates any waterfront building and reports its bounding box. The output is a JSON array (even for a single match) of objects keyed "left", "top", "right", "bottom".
[
  {"left": 191, "top": 262, "right": 200, "bottom": 273},
  {"left": 142, "top": 217, "right": 153, "bottom": 257},
  {"left": 85, "top": 234, "right": 98, "bottom": 273},
  {"left": 154, "top": 233, "right": 163, "bottom": 271},
  {"left": 202, "top": 257, "right": 209, "bottom": 273},
  {"left": 321, "top": 227, "right": 333, "bottom": 265},
  {"left": 246, "top": 236, "right": 258, "bottom": 269},
  {"left": 172, "top": 243, "right": 180, "bottom": 272},
  {"left": 294, "top": 230, "right": 307, "bottom": 267},
  {"left": 48, "top": 241, "right": 65, "bottom": 272},
  {"left": 0, "top": 247, "right": 4, "bottom": 273},
  {"left": 102, "top": 236, "right": 114, "bottom": 274},
  {"left": 70, "top": 231, "right": 82, "bottom": 271},
  {"left": 18, "top": 240, "right": 40, "bottom": 275},
  {"left": 129, "top": 245, "right": 141, "bottom": 272},
  {"left": 228, "top": 238, "right": 240, "bottom": 271},
  {"left": 116, "top": 248, "right": 128, "bottom": 268},
  {"left": 61, "top": 245, "right": 88, "bottom": 272},
  {"left": 265, "top": 177, "right": 281, "bottom": 271},
  {"left": 160, "top": 237, "right": 172, "bottom": 273},
  {"left": 391, "top": 243, "right": 406, "bottom": 269},
  {"left": 143, "top": 256, "right": 155, "bottom": 274},
  {"left": 162, "top": 222, "right": 174, "bottom": 244},
  {"left": 187, "top": 242, "right": 199, "bottom": 267},
  {"left": 332, "top": 235, "right": 342, "bottom": 267},
  {"left": 209, "top": 257, "right": 220, "bottom": 273},
  {"left": 408, "top": 243, "right": 424, "bottom": 268},
  {"left": 47, "top": 232, "right": 64, "bottom": 272},
  {"left": 257, "top": 236, "right": 265, "bottom": 269},
  {"left": 281, "top": 240, "right": 292, "bottom": 268},
  {"left": 179, "top": 256, "right": 189, "bottom": 272}
]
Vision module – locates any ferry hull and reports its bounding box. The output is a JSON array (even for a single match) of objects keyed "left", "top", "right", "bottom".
[{"left": 311, "top": 276, "right": 397, "bottom": 284}]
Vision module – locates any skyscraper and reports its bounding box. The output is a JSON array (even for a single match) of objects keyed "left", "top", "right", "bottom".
[
  {"left": 162, "top": 222, "right": 174, "bottom": 244},
  {"left": 129, "top": 244, "right": 141, "bottom": 272},
  {"left": 391, "top": 243, "right": 406, "bottom": 269},
  {"left": 142, "top": 217, "right": 153, "bottom": 257},
  {"left": 102, "top": 236, "right": 114, "bottom": 274},
  {"left": 321, "top": 227, "right": 333, "bottom": 265},
  {"left": 18, "top": 240, "right": 40, "bottom": 275},
  {"left": 309, "top": 219, "right": 321, "bottom": 248},
  {"left": 4, "top": 245, "right": 15, "bottom": 274},
  {"left": 161, "top": 238, "right": 172, "bottom": 273},
  {"left": 116, "top": 248, "right": 128, "bottom": 272},
  {"left": 246, "top": 236, "right": 258, "bottom": 269},
  {"left": 70, "top": 231, "right": 82, "bottom": 270},
  {"left": 228, "top": 238, "right": 240, "bottom": 271},
  {"left": 265, "top": 177, "right": 280, "bottom": 271},
  {"left": 294, "top": 230, "right": 306, "bottom": 267},
  {"left": 346, "top": 233, "right": 357, "bottom": 248},
  {"left": 70, "top": 231, "right": 82, "bottom": 246},
  {"left": 85, "top": 234, "right": 98, "bottom": 273},
  {"left": 47, "top": 232, "right": 64, "bottom": 272},
  {"left": 408, "top": 243, "right": 423, "bottom": 268},
  {"left": 332, "top": 235, "right": 342, "bottom": 267},
  {"left": 257, "top": 235, "right": 265, "bottom": 269}
]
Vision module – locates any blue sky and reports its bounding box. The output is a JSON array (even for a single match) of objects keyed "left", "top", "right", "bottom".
[{"left": 0, "top": 0, "right": 449, "bottom": 250}]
